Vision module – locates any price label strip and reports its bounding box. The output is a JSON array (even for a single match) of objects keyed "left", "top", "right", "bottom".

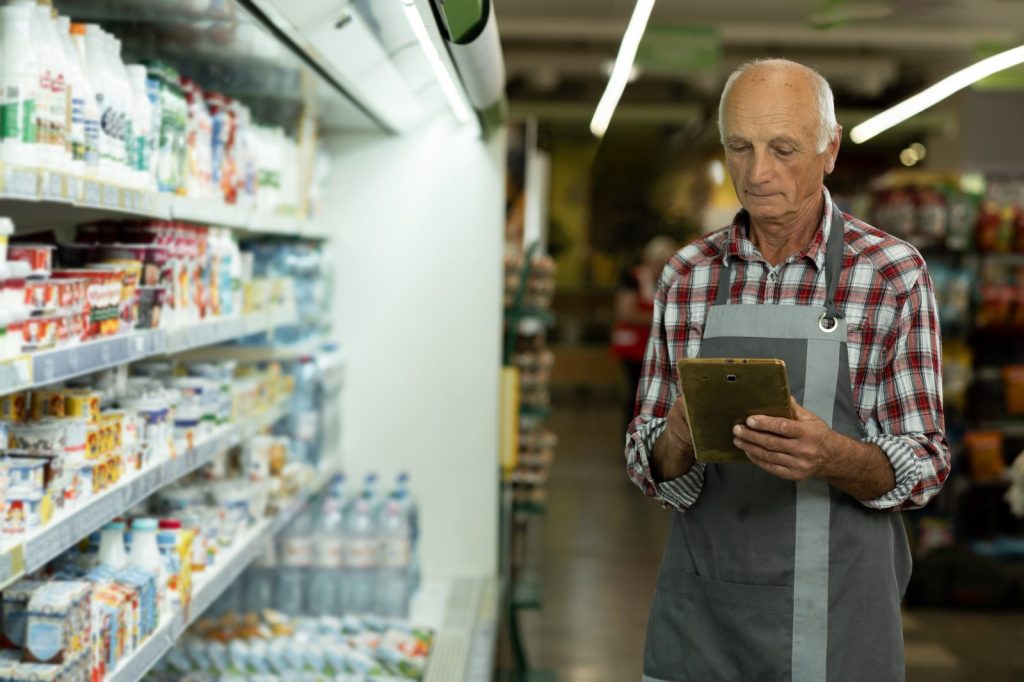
[
  {"left": 3, "top": 166, "right": 38, "bottom": 199},
  {"left": 81, "top": 180, "right": 101, "bottom": 206},
  {"left": 0, "top": 545, "right": 26, "bottom": 591},
  {"left": 0, "top": 356, "right": 32, "bottom": 394}
]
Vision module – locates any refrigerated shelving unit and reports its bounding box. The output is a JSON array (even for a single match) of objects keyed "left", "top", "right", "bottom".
[{"left": 0, "top": 0, "right": 509, "bottom": 679}]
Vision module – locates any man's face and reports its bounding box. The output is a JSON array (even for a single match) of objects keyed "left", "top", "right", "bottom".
[{"left": 722, "top": 68, "right": 840, "bottom": 226}]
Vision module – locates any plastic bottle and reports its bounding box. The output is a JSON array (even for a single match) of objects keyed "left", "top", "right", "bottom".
[
  {"left": 53, "top": 15, "right": 85, "bottom": 177},
  {"left": 393, "top": 472, "right": 421, "bottom": 592},
  {"left": 68, "top": 23, "right": 99, "bottom": 174},
  {"left": 105, "top": 35, "right": 133, "bottom": 185},
  {"left": 28, "top": 4, "right": 68, "bottom": 171},
  {"left": 141, "top": 64, "right": 160, "bottom": 190},
  {"left": 288, "top": 357, "right": 321, "bottom": 465},
  {"left": 0, "top": 2, "right": 37, "bottom": 164},
  {"left": 181, "top": 78, "right": 212, "bottom": 198},
  {"left": 83, "top": 25, "right": 114, "bottom": 178},
  {"left": 129, "top": 518, "right": 167, "bottom": 611},
  {"left": 308, "top": 481, "right": 346, "bottom": 616},
  {"left": 157, "top": 518, "right": 181, "bottom": 606},
  {"left": 126, "top": 65, "right": 152, "bottom": 191},
  {"left": 98, "top": 521, "right": 127, "bottom": 569},
  {"left": 275, "top": 510, "right": 314, "bottom": 615},
  {"left": 244, "top": 545, "right": 276, "bottom": 613},
  {"left": 375, "top": 496, "right": 411, "bottom": 617},
  {"left": 342, "top": 490, "right": 379, "bottom": 614}
]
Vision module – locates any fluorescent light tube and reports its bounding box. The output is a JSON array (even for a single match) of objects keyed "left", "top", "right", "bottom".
[
  {"left": 590, "top": 0, "right": 656, "bottom": 138},
  {"left": 401, "top": 0, "right": 473, "bottom": 124},
  {"left": 851, "top": 44, "right": 1024, "bottom": 143}
]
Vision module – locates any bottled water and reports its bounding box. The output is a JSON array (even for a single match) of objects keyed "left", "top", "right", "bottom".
[
  {"left": 244, "top": 541, "right": 277, "bottom": 613},
  {"left": 275, "top": 510, "right": 314, "bottom": 615},
  {"left": 392, "top": 472, "right": 421, "bottom": 593},
  {"left": 375, "top": 496, "right": 412, "bottom": 617},
  {"left": 287, "top": 357, "right": 321, "bottom": 465},
  {"left": 308, "top": 486, "right": 346, "bottom": 616},
  {"left": 342, "top": 491, "right": 378, "bottom": 614}
]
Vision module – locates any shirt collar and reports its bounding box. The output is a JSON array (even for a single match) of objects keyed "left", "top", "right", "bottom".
[{"left": 722, "top": 187, "right": 833, "bottom": 271}]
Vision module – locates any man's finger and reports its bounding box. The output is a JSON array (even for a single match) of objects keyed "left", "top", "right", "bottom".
[
  {"left": 738, "top": 441, "right": 804, "bottom": 480},
  {"left": 742, "top": 415, "right": 795, "bottom": 437}
]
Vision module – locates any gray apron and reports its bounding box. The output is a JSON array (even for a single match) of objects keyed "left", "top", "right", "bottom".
[{"left": 642, "top": 204, "right": 912, "bottom": 682}]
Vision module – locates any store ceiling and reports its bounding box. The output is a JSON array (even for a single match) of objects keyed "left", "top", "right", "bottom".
[{"left": 496, "top": 0, "right": 1024, "bottom": 132}]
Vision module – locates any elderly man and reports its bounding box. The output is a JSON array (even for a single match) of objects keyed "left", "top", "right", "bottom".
[{"left": 626, "top": 59, "right": 949, "bottom": 681}]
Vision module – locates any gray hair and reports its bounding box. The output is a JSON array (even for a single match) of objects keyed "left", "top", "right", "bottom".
[{"left": 718, "top": 59, "right": 838, "bottom": 154}]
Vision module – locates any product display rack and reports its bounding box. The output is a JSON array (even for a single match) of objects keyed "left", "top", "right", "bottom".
[
  {"left": 0, "top": 162, "right": 328, "bottom": 238},
  {"left": 0, "top": 396, "right": 290, "bottom": 592},
  {"left": 105, "top": 463, "right": 342, "bottom": 682},
  {"left": 0, "top": 305, "right": 298, "bottom": 396}
]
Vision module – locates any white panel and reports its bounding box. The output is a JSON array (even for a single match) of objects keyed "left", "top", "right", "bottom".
[
  {"left": 523, "top": 148, "right": 550, "bottom": 252},
  {"left": 323, "top": 120, "right": 505, "bottom": 578}
]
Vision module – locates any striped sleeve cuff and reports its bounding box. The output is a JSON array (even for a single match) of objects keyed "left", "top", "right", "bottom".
[
  {"left": 641, "top": 419, "right": 706, "bottom": 511},
  {"left": 859, "top": 435, "right": 923, "bottom": 510}
]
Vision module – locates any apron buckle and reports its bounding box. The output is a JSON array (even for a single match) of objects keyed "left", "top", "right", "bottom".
[{"left": 818, "top": 311, "right": 839, "bottom": 333}]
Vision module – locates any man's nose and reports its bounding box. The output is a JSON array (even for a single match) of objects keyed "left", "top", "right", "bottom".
[{"left": 747, "top": 148, "right": 774, "bottom": 183}]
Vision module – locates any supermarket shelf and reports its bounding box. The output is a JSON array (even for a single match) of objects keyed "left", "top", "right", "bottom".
[
  {"left": 0, "top": 399, "right": 291, "bottom": 591},
  {"left": 173, "top": 337, "right": 322, "bottom": 363},
  {"left": 105, "top": 467, "right": 334, "bottom": 682},
  {"left": 416, "top": 576, "right": 500, "bottom": 682},
  {"left": 0, "top": 306, "right": 297, "bottom": 397},
  {"left": 0, "top": 163, "right": 327, "bottom": 237}
]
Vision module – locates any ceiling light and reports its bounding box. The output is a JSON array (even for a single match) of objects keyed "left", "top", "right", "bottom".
[
  {"left": 401, "top": 0, "right": 473, "bottom": 124},
  {"left": 851, "top": 44, "right": 1024, "bottom": 143},
  {"left": 899, "top": 148, "right": 919, "bottom": 167},
  {"left": 909, "top": 142, "right": 927, "bottom": 159},
  {"left": 708, "top": 159, "right": 725, "bottom": 186},
  {"left": 589, "top": 0, "right": 656, "bottom": 138},
  {"left": 601, "top": 59, "right": 642, "bottom": 83}
]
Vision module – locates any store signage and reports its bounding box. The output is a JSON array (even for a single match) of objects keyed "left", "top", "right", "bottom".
[{"left": 636, "top": 25, "right": 721, "bottom": 75}]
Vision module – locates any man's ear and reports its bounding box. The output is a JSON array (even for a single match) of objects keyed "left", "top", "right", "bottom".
[{"left": 824, "top": 125, "right": 842, "bottom": 175}]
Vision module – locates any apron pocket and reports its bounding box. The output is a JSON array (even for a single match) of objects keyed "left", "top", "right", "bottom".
[{"left": 644, "top": 567, "right": 793, "bottom": 682}]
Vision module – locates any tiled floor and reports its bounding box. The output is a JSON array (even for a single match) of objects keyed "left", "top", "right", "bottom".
[{"left": 518, "top": 394, "right": 1024, "bottom": 681}]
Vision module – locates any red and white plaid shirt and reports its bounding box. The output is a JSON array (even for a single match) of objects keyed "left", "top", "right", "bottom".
[{"left": 626, "top": 188, "right": 949, "bottom": 511}]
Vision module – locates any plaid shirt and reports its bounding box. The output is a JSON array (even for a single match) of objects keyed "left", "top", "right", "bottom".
[{"left": 625, "top": 188, "right": 949, "bottom": 512}]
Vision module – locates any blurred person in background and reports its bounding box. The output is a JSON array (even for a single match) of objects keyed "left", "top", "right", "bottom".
[
  {"left": 625, "top": 59, "right": 949, "bottom": 681},
  {"left": 612, "top": 235, "right": 678, "bottom": 428}
]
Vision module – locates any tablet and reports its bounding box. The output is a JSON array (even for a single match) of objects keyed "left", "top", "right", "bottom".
[{"left": 676, "top": 358, "right": 795, "bottom": 463}]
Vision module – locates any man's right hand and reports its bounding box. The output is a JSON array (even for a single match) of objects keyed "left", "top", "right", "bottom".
[{"left": 651, "top": 395, "right": 697, "bottom": 482}]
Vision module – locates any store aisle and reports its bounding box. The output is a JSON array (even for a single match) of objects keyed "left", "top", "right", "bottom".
[
  {"left": 518, "top": 393, "right": 670, "bottom": 681},
  {"left": 521, "top": 393, "right": 1024, "bottom": 682}
]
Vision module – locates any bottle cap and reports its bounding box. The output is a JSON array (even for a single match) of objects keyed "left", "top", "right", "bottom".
[
  {"left": 159, "top": 518, "right": 182, "bottom": 530},
  {"left": 132, "top": 518, "right": 158, "bottom": 531}
]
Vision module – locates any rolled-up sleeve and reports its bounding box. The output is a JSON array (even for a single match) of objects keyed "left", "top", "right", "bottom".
[
  {"left": 625, "top": 269, "right": 706, "bottom": 512},
  {"left": 860, "top": 267, "right": 950, "bottom": 511}
]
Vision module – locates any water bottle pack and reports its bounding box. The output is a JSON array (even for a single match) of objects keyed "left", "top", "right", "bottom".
[{"left": 245, "top": 472, "right": 420, "bottom": 619}]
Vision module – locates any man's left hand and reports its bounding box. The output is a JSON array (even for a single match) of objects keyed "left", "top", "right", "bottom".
[{"left": 732, "top": 397, "right": 835, "bottom": 481}]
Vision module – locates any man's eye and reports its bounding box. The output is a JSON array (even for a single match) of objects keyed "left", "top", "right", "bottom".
[
  {"left": 729, "top": 144, "right": 749, "bottom": 153},
  {"left": 774, "top": 147, "right": 794, "bottom": 157}
]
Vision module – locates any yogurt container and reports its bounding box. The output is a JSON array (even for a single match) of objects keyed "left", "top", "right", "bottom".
[
  {"left": 4, "top": 493, "right": 44, "bottom": 534},
  {"left": 8, "top": 245, "right": 55, "bottom": 278},
  {"left": 6, "top": 457, "right": 46, "bottom": 498},
  {"left": 10, "top": 420, "right": 66, "bottom": 453}
]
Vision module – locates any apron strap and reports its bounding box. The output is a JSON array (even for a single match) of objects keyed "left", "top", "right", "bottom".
[
  {"left": 714, "top": 256, "right": 733, "bottom": 307},
  {"left": 822, "top": 201, "right": 846, "bottom": 324},
  {"left": 714, "top": 200, "right": 846, "bottom": 320}
]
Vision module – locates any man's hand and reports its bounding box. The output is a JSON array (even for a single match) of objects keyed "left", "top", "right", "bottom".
[
  {"left": 733, "top": 396, "right": 897, "bottom": 500},
  {"left": 732, "top": 397, "right": 833, "bottom": 481},
  {"left": 651, "top": 395, "right": 696, "bottom": 482}
]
